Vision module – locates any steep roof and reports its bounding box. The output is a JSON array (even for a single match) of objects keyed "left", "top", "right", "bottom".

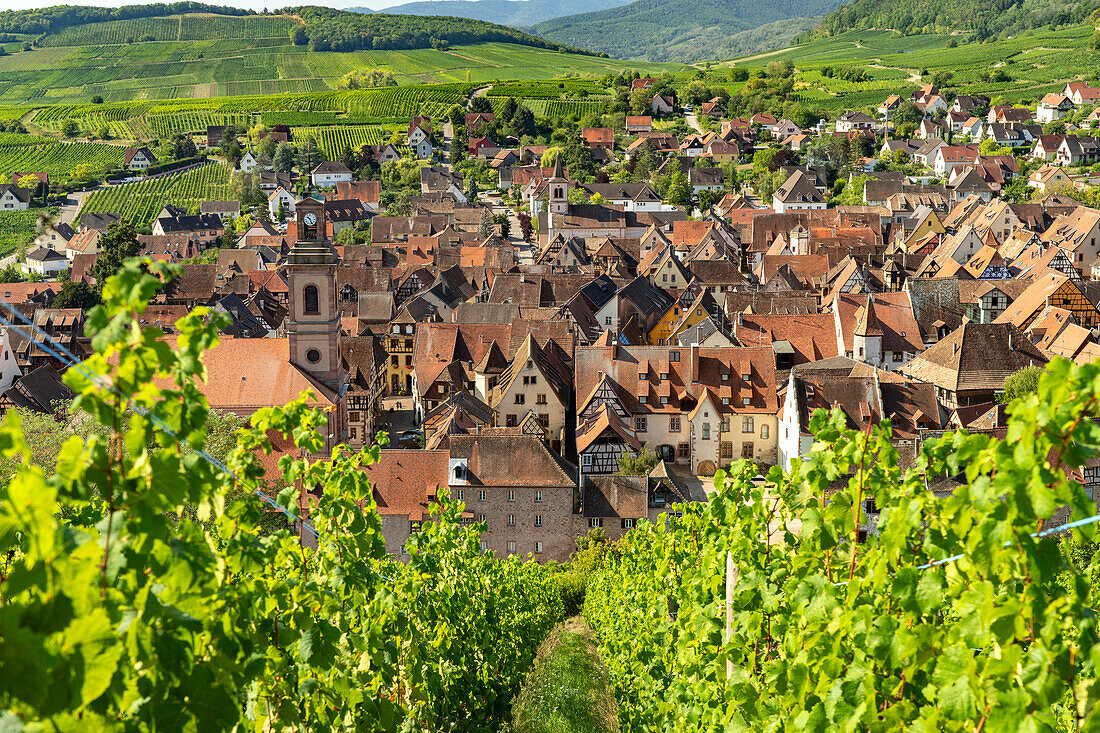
[{"left": 902, "top": 323, "right": 1047, "bottom": 392}]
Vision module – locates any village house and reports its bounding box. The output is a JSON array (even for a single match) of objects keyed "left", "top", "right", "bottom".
[
  {"left": 625, "top": 116, "right": 653, "bottom": 134},
  {"left": 575, "top": 340, "right": 779, "bottom": 474},
  {"left": 0, "top": 184, "right": 31, "bottom": 211},
  {"left": 835, "top": 111, "right": 876, "bottom": 133},
  {"left": 1038, "top": 93, "right": 1075, "bottom": 123},
  {"left": 310, "top": 161, "right": 353, "bottom": 188},
  {"left": 123, "top": 147, "right": 157, "bottom": 171}
]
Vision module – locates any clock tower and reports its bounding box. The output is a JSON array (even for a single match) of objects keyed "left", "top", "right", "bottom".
[{"left": 286, "top": 197, "right": 343, "bottom": 391}]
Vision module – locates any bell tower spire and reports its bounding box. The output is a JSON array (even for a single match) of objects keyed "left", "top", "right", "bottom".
[{"left": 286, "top": 196, "right": 343, "bottom": 390}]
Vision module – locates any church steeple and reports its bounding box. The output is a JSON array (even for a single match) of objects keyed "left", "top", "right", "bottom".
[
  {"left": 286, "top": 197, "right": 344, "bottom": 390},
  {"left": 547, "top": 151, "right": 569, "bottom": 215}
]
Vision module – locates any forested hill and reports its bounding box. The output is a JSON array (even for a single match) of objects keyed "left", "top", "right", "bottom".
[
  {"left": 533, "top": 0, "right": 846, "bottom": 62},
  {"left": 0, "top": 2, "right": 250, "bottom": 34},
  {"left": 0, "top": 4, "right": 602, "bottom": 56},
  {"left": 295, "top": 6, "right": 601, "bottom": 54},
  {"left": 810, "top": 0, "right": 1100, "bottom": 39},
  {"left": 350, "top": 0, "right": 634, "bottom": 27}
]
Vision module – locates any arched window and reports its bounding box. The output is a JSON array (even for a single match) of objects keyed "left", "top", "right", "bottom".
[{"left": 304, "top": 285, "right": 319, "bottom": 314}]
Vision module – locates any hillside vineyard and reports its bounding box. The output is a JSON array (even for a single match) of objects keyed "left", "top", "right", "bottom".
[{"left": 6, "top": 1, "right": 1100, "bottom": 729}]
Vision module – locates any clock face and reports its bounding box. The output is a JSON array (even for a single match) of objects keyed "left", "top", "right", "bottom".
[{"left": 303, "top": 213, "right": 317, "bottom": 226}]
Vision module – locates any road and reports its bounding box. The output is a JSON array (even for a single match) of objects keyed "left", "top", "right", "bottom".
[{"left": 685, "top": 112, "right": 704, "bottom": 134}]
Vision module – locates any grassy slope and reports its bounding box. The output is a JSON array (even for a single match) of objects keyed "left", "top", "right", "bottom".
[
  {"left": 0, "top": 13, "right": 680, "bottom": 105},
  {"left": 723, "top": 26, "right": 1100, "bottom": 111},
  {"left": 510, "top": 617, "right": 619, "bottom": 733}
]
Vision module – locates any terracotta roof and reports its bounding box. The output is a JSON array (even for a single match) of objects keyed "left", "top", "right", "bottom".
[
  {"left": 363, "top": 450, "right": 450, "bottom": 520},
  {"left": 834, "top": 292, "right": 923, "bottom": 354},
  {"left": 734, "top": 314, "right": 839, "bottom": 365}
]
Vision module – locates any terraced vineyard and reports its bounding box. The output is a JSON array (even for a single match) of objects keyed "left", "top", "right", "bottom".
[
  {"left": 80, "top": 161, "right": 230, "bottom": 226},
  {"left": 0, "top": 141, "right": 125, "bottom": 180},
  {"left": 511, "top": 98, "right": 605, "bottom": 119},
  {"left": 296, "top": 126, "right": 388, "bottom": 159},
  {"left": 0, "top": 208, "right": 56, "bottom": 257}
]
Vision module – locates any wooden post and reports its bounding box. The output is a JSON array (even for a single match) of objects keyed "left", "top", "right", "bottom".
[{"left": 725, "top": 550, "right": 737, "bottom": 681}]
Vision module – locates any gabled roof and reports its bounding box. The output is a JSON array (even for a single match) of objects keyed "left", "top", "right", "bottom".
[{"left": 902, "top": 322, "right": 1047, "bottom": 392}]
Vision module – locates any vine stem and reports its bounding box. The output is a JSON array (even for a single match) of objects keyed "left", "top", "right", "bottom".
[{"left": 849, "top": 420, "right": 874, "bottom": 581}]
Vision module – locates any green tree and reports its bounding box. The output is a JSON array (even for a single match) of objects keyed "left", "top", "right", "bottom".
[
  {"left": 664, "top": 164, "right": 692, "bottom": 207},
  {"left": 90, "top": 220, "right": 140, "bottom": 289},
  {"left": 52, "top": 280, "right": 100, "bottom": 311},
  {"left": 272, "top": 141, "right": 297, "bottom": 173},
  {"left": 618, "top": 447, "right": 659, "bottom": 475},
  {"left": 60, "top": 119, "right": 78, "bottom": 138},
  {"left": 997, "top": 364, "right": 1043, "bottom": 403}
]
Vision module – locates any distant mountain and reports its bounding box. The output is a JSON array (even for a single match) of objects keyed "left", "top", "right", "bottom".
[
  {"left": 812, "top": 0, "right": 1099, "bottom": 39},
  {"left": 349, "top": 0, "right": 634, "bottom": 26},
  {"left": 533, "top": 0, "right": 848, "bottom": 62}
]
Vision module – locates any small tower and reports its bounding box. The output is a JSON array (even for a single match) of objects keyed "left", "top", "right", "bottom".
[
  {"left": 790, "top": 224, "right": 810, "bottom": 255},
  {"left": 852, "top": 295, "right": 883, "bottom": 367},
  {"left": 547, "top": 152, "right": 570, "bottom": 215},
  {"left": 286, "top": 197, "right": 343, "bottom": 390}
]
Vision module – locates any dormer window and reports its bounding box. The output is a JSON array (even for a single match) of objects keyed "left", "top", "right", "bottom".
[{"left": 660, "top": 372, "right": 669, "bottom": 381}]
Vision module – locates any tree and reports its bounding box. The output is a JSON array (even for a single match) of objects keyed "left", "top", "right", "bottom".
[
  {"left": 272, "top": 141, "right": 297, "bottom": 173},
  {"left": 618, "top": 447, "right": 659, "bottom": 475},
  {"left": 478, "top": 208, "right": 494, "bottom": 239},
  {"left": 91, "top": 221, "right": 140, "bottom": 289},
  {"left": 337, "top": 69, "right": 397, "bottom": 90},
  {"left": 0, "top": 264, "right": 25, "bottom": 283},
  {"left": 517, "top": 211, "right": 533, "bottom": 243},
  {"left": 469, "top": 96, "right": 493, "bottom": 114},
  {"left": 465, "top": 176, "right": 479, "bottom": 202},
  {"left": 997, "top": 364, "right": 1043, "bottom": 403},
  {"left": 52, "top": 280, "right": 100, "bottom": 310},
  {"left": 493, "top": 213, "right": 510, "bottom": 239},
  {"left": 60, "top": 119, "right": 78, "bottom": 138},
  {"left": 499, "top": 97, "right": 518, "bottom": 122},
  {"left": 290, "top": 25, "right": 308, "bottom": 44},
  {"left": 664, "top": 163, "right": 692, "bottom": 207}
]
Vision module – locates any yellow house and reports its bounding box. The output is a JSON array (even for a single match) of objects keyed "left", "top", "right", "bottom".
[
  {"left": 904, "top": 208, "right": 947, "bottom": 252},
  {"left": 648, "top": 290, "right": 719, "bottom": 345}
]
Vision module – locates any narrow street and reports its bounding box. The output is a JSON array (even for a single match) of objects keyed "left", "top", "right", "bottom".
[{"left": 685, "top": 112, "right": 703, "bottom": 133}]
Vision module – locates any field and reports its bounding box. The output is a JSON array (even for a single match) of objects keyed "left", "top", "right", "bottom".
[
  {"left": 80, "top": 161, "right": 231, "bottom": 227},
  {"left": 0, "top": 12, "right": 679, "bottom": 106},
  {"left": 0, "top": 139, "right": 125, "bottom": 180},
  {"left": 296, "top": 126, "right": 390, "bottom": 158},
  {"left": 0, "top": 208, "right": 56, "bottom": 258},
  {"left": 725, "top": 26, "right": 1100, "bottom": 111}
]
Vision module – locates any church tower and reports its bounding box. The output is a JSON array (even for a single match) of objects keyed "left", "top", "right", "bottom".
[
  {"left": 547, "top": 152, "right": 570, "bottom": 215},
  {"left": 286, "top": 197, "right": 343, "bottom": 390}
]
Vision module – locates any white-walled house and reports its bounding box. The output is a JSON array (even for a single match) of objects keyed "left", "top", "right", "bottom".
[
  {"left": 310, "top": 161, "right": 353, "bottom": 187},
  {"left": 268, "top": 187, "right": 297, "bottom": 220},
  {"left": 0, "top": 329, "right": 22, "bottom": 393},
  {"left": 0, "top": 185, "right": 31, "bottom": 211},
  {"left": 1037, "top": 93, "right": 1075, "bottom": 124},
  {"left": 24, "top": 246, "right": 68, "bottom": 277},
  {"left": 123, "top": 147, "right": 157, "bottom": 171}
]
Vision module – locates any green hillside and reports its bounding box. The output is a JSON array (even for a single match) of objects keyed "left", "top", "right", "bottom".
[
  {"left": 718, "top": 25, "right": 1100, "bottom": 113},
  {"left": 0, "top": 21, "right": 677, "bottom": 105},
  {"left": 811, "top": 0, "right": 1100, "bottom": 39},
  {"left": 0, "top": 4, "right": 682, "bottom": 105},
  {"left": 533, "top": 0, "right": 847, "bottom": 62}
]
